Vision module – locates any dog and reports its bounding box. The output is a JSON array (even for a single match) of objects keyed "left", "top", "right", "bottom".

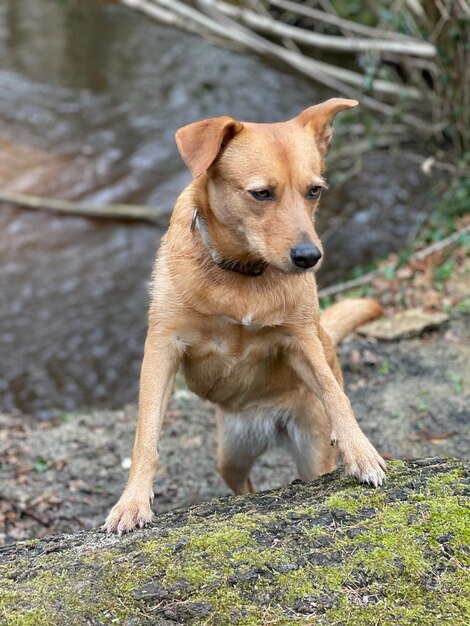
[{"left": 104, "top": 98, "right": 386, "bottom": 534}]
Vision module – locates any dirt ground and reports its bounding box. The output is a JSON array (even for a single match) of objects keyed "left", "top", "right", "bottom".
[{"left": 1, "top": 312, "right": 468, "bottom": 545}]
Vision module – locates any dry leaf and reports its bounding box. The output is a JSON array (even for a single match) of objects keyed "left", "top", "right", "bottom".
[{"left": 359, "top": 310, "right": 449, "bottom": 341}]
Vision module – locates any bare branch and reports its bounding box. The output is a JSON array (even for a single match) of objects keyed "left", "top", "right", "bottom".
[
  {"left": 0, "top": 190, "right": 170, "bottom": 225},
  {"left": 318, "top": 224, "right": 470, "bottom": 299},
  {"left": 210, "top": 1, "right": 436, "bottom": 57},
  {"left": 269, "top": 0, "right": 418, "bottom": 41},
  {"left": 195, "top": 0, "right": 423, "bottom": 99}
]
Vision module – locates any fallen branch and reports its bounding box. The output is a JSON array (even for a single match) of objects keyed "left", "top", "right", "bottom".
[
  {"left": 410, "top": 223, "right": 470, "bottom": 261},
  {"left": 402, "top": 151, "right": 463, "bottom": 174},
  {"left": 319, "top": 266, "right": 392, "bottom": 299},
  {"left": 210, "top": 0, "right": 436, "bottom": 57},
  {"left": 318, "top": 224, "right": 470, "bottom": 298},
  {"left": 120, "top": 0, "right": 211, "bottom": 37},
  {"left": 0, "top": 191, "right": 170, "bottom": 225},
  {"left": 124, "top": 0, "right": 424, "bottom": 101},
  {"left": 196, "top": 0, "right": 423, "bottom": 99},
  {"left": 269, "top": 0, "right": 419, "bottom": 42},
  {"left": 119, "top": 0, "right": 429, "bottom": 127}
]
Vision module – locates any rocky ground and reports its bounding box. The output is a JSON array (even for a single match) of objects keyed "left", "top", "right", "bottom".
[{"left": 1, "top": 312, "right": 468, "bottom": 545}]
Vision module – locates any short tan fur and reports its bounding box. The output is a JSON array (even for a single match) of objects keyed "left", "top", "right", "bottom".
[{"left": 104, "top": 98, "right": 386, "bottom": 534}]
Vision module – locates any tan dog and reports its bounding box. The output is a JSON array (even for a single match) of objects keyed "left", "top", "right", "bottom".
[{"left": 104, "top": 98, "right": 386, "bottom": 534}]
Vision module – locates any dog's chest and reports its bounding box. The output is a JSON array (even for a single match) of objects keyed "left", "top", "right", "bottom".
[
  {"left": 222, "top": 311, "right": 274, "bottom": 331},
  {"left": 185, "top": 314, "right": 286, "bottom": 360},
  {"left": 180, "top": 314, "right": 293, "bottom": 405}
]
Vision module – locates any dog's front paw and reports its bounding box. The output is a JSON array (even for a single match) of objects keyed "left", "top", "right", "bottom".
[
  {"left": 103, "top": 495, "right": 154, "bottom": 535},
  {"left": 337, "top": 434, "right": 387, "bottom": 487}
]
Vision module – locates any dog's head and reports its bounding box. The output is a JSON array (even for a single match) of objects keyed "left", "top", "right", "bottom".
[{"left": 176, "top": 98, "right": 358, "bottom": 274}]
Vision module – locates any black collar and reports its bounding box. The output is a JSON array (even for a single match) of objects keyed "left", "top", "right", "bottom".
[{"left": 191, "top": 208, "right": 267, "bottom": 277}]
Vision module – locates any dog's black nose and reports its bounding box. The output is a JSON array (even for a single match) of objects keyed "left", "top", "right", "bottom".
[{"left": 290, "top": 243, "right": 322, "bottom": 269}]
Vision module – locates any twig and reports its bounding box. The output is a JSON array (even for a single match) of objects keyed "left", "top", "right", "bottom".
[
  {"left": 195, "top": 0, "right": 423, "bottom": 100},
  {"left": 0, "top": 191, "right": 170, "bottom": 225},
  {"left": 120, "top": 0, "right": 212, "bottom": 37},
  {"left": 249, "top": 0, "right": 301, "bottom": 54},
  {"left": 318, "top": 267, "right": 389, "bottom": 299},
  {"left": 402, "top": 151, "right": 462, "bottom": 174},
  {"left": 209, "top": 1, "right": 436, "bottom": 57},
  {"left": 318, "top": 224, "right": 470, "bottom": 298},
  {"left": 269, "top": 0, "right": 418, "bottom": 41},
  {"left": 410, "top": 224, "right": 470, "bottom": 261}
]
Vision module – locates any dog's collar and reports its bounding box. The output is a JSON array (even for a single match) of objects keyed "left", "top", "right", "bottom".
[{"left": 191, "top": 208, "right": 267, "bottom": 277}]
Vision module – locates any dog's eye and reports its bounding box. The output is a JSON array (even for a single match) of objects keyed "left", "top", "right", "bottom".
[
  {"left": 307, "top": 186, "right": 322, "bottom": 200},
  {"left": 250, "top": 189, "right": 273, "bottom": 201}
]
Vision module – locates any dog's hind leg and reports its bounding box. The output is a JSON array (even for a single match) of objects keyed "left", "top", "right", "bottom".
[
  {"left": 216, "top": 407, "right": 272, "bottom": 495},
  {"left": 285, "top": 397, "right": 337, "bottom": 482}
]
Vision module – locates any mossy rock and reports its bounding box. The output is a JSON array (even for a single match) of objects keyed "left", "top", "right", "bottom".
[{"left": 1, "top": 457, "right": 469, "bottom": 625}]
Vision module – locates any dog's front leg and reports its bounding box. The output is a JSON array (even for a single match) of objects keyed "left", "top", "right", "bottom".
[
  {"left": 289, "top": 329, "right": 386, "bottom": 486},
  {"left": 104, "top": 330, "right": 180, "bottom": 534}
]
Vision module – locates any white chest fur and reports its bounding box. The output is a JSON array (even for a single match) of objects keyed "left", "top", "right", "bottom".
[{"left": 222, "top": 311, "right": 283, "bottom": 330}]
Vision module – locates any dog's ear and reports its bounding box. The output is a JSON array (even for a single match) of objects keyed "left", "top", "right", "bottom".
[
  {"left": 296, "top": 98, "right": 358, "bottom": 153},
  {"left": 175, "top": 116, "right": 244, "bottom": 178}
]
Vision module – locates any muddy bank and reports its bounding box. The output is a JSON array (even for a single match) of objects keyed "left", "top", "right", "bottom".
[
  {"left": 1, "top": 314, "right": 468, "bottom": 545},
  {"left": 1, "top": 457, "right": 468, "bottom": 625}
]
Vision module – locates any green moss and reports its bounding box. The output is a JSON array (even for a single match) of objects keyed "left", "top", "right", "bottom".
[
  {"left": 426, "top": 467, "right": 466, "bottom": 492},
  {"left": 324, "top": 494, "right": 361, "bottom": 513},
  {"left": 308, "top": 564, "right": 346, "bottom": 590},
  {"left": 2, "top": 607, "right": 54, "bottom": 626},
  {"left": 1, "top": 459, "right": 468, "bottom": 625},
  {"left": 275, "top": 570, "right": 313, "bottom": 605}
]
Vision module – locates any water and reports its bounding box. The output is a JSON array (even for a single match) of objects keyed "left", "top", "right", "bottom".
[{"left": 0, "top": 0, "right": 428, "bottom": 416}]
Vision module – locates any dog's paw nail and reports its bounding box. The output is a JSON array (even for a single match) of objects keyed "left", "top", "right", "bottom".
[
  {"left": 102, "top": 518, "right": 117, "bottom": 534},
  {"left": 362, "top": 469, "right": 385, "bottom": 487},
  {"left": 104, "top": 499, "right": 154, "bottom": 534}
]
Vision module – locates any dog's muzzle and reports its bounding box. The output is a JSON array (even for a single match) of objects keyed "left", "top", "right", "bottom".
[{"left": 290, "top": 243, "right": 322, "bottom": 269}]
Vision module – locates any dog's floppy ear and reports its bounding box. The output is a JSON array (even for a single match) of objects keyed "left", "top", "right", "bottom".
[
  {"left": 296, "top": 98, "right": 358, "bottom": 153},
  {"left": 175, "top": 116, "right": 244, "bottom": 178}
]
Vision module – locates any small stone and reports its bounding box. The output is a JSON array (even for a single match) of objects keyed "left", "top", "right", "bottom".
[{"left": 362, "top": 349, "right": 379, "bottom": 365}]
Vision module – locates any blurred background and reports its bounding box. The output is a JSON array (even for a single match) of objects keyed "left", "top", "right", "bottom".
[{"left": 2, "top": 0, "right": 467, "bottom": 418}]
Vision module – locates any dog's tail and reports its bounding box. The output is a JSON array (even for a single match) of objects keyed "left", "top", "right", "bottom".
[{"left": 320, "top": 298, "right": 382, "bottom": 347}]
